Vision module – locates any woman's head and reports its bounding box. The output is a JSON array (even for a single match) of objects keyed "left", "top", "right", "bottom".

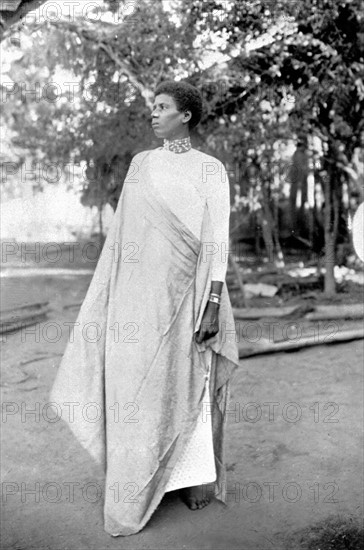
[{"left": 151, "top": 81, "right": 203, "bottom": 139}]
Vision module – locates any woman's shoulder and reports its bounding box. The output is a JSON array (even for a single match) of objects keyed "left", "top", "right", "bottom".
[
  {"left": 128, "top": 149, "right": 159, "bottom": 170},
  {"left": 189, "top": 150, "right": 228, "bottom": 187},
  {"left": 131, "top": 149, "right": 154, "bottom": 161}
]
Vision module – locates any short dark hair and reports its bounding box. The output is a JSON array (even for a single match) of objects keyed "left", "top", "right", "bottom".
[{"left": 153, "top": 80, "right": 203, "bottom": 130}]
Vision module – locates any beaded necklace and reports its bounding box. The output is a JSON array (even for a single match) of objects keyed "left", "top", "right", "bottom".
[{"left": 162, "top": 136, "right": 192, "bottom": 153}]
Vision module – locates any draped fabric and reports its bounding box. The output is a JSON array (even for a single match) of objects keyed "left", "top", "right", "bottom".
[{"left": 50, "top": 149, "right": 239, "bottom": 536}]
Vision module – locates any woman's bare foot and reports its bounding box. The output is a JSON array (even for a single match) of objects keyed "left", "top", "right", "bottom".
[{"left": 180, "top": 485, "right": 210, "bottom": 510}]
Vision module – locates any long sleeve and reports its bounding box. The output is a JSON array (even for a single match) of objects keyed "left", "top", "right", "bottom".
[{"left": 205, "top": 160, "right": 231, "bottom": 282}]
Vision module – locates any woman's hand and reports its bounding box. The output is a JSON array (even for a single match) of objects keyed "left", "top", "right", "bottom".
[{"left": 195, "top": 301, "right": 220, "bottom": 344}]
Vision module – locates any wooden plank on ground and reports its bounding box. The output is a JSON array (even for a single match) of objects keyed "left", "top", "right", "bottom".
[
  {"left": 234, "top": 303, "right": 364, "bottom": 321},
  {"left": 305, "top": 304, "right": 364, "bottom": 320},
  {"left": 0, "top": 302, "right": 50, "bottom": 334},
  {"left": 233, "top": 305, "right": 301, "bottom": 319},
  {"left": 0, "top": 301, "right": 49, "bottom": 314},
  {"left": 238, "top": 327, "right": 364, "bottom": 358}
]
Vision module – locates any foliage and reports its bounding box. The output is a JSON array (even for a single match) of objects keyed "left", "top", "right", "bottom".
[
  {"left": 189, "top": 0, "right": 364, "bottom": 289},
  {"left": 1, "top": 0, "right": 363, "bottom": 291},
  {"left": 2, "top": 0, "right": 202, "bottom": 207}
]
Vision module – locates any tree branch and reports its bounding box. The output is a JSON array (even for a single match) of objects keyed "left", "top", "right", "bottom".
[
  {"left": 0, "top": 0, "right": 47, "bottom": 41},
  {"left": 98, "top": 43, "right": 153, "bottom": 109}
]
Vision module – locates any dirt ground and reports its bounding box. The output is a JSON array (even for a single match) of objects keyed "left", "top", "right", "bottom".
[{"left": 1, "top": 262, "right": 363, "bottom": 550}]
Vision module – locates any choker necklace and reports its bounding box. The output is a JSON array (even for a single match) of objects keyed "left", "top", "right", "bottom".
[{"left": 163, "top": 136, "right": 191, "bottom": 154}]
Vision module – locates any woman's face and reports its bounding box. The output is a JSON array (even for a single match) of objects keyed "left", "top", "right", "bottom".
[{"left": 151, "top": 93, "right": 191, "bottom": 140}]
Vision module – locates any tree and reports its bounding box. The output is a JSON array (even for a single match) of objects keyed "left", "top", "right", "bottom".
[
  {"left": 2, "top": 0, "right": 363, "bottom": 296},
  {"left": 0, "top": 0, "right": 47, "bottom": 42},
  {"left": 2, "top": 1, "right": 193, "bottom": 210},
  {"left": 188, "top": 0, "right": 364, "bottom": 294}
]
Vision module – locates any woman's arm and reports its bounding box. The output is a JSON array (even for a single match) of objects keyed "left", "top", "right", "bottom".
[
  {"left": 208, "top": 161, "right": 231, "bottom": 284},
  {"left": 195, "top": 162, "right": 230, "bottom": 344},
  {"left": 210, "top": 280, "right": 223, "bottom": 296}
]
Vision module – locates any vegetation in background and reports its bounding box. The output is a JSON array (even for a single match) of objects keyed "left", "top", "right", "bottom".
[{"left": 1, "top": 0, "right": 363, "bottom": 294}]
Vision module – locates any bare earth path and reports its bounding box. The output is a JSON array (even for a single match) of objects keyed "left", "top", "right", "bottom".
[{"left": 1, "top": 272, "right": 363, "bottom": 550}]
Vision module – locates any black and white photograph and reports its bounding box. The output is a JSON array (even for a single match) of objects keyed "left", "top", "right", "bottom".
[{"left": 1, "top": 1, "right": 363, "bottom": 548}]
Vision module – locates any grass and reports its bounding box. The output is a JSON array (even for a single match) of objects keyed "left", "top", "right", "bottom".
[{"left": 288, "top": 516, "right": 363, "bottom": 550}]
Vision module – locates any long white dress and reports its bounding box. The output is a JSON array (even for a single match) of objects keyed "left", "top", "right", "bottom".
[{"left": 146, "top": 145, "right": 231, "bottom": 492}]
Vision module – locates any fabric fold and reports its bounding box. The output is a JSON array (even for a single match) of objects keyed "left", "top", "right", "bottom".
[{"left": 50, "top": 149, "right": 239, "bottom": 536}]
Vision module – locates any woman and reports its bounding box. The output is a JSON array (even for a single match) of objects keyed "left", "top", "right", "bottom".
[{"left": 50, "top": 80, "right": 239, "bottom": 536}]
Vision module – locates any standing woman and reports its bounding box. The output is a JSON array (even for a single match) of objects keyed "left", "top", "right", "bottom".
[{"left": 50, "top": 80, "right": 239, "bottom": 536}]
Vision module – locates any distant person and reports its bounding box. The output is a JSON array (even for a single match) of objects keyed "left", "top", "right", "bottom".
[{"left": 50, "top": 80, "right": 239, "bottom": 536}]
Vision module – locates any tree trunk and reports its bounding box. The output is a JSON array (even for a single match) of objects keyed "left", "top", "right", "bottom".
[
  {"left": 271, "top": 215, "right": 285, "bottom": 270},
  {"left": 261, "top": 183, "right": 285, "bottom": 269},
  {"left": 323, "top": 159, "right": 339, "bottom": 296},
  {"left": 256, "top": 208, "right": 275, "bottom": 265},
  {"left": 324, "top": 225, "right": 336, "bottom": 295},
  {"left": 228, "top": 241, "right": 247, "bottom": 307},
  {"left": 253, "top": 211, "right": 262, "bottom": 257}
]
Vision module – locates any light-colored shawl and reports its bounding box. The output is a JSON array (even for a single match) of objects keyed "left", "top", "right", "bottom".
[{"left": 50, "top": 150, "right": 239, "bottom": 536}]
